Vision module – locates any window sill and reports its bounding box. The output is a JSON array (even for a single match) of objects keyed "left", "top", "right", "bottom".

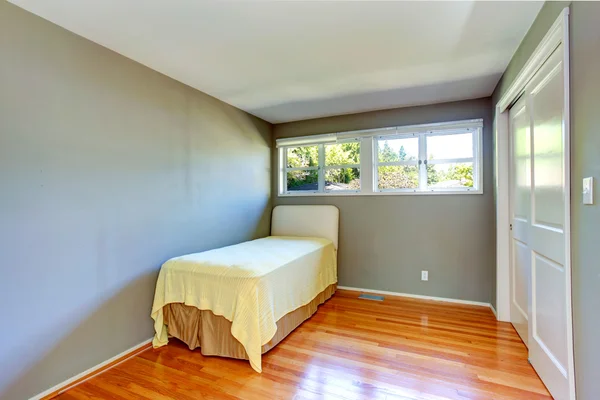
[{"left": 278, "top": 190, "right": 483, "bottom": 197}]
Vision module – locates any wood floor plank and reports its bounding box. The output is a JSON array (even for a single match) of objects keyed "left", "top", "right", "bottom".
[{"left": 55, "top": 290, "right": 551, "bottom": 400}]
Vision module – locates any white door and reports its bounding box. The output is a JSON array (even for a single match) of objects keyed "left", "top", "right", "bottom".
[
  {"left": 509, "top": 95, "right": 531, "bottom": 347},
  {"left": 526, "top": 44, "right": 572, "bottom": 400},
  {"left": 509, "top": 44, "right": 573, "bottom": 400}
]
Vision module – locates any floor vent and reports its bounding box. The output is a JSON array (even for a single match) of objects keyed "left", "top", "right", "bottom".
[{"left": 358, "top": 293, "right": 384, "bottom": 301}]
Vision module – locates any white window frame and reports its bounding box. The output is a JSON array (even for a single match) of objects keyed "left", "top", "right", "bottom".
[
  {"left": 277, "top": 119, "right": 483, "bottom": 196},
  {"left": 280, "top": 139, "right": 362, "bottom": 195},
  {"left": 374, "top": 132, "right": 422, "bottom": 193}
]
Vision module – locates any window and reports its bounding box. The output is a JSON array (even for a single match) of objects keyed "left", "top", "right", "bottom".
[
  {"left": 282, "top": 139, "right": 361, "bottom": 193},
  {"left": 374, "top": 130, "right": 479, "bottom": 192},
  {"left": 425, "top": 132, "right": 476, "bottom": 190},
  {"left": 286, "top": 145, "right": 319, "bottom": 192},
  {"left": 376, "top": 136, "right": 419, "bottom": 190},
  {"left": 324, "top": 142, "right": 360, "bottom": 192},
  {"left": 277, "top": 119, "right": 482, "bottom": 196}
]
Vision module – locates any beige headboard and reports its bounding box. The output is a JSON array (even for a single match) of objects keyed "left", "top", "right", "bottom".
[{"left": 271, "top": 205, "right": 340, "bottom": 249}]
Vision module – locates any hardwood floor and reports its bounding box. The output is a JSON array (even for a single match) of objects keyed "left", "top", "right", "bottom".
[{"left": 55, "top": 290, "right": 551, "bottom": 400}]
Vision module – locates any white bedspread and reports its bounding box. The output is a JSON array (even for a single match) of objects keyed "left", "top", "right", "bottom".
[{"left": 151, "top": 236, "right": 337, "bottom": 372}]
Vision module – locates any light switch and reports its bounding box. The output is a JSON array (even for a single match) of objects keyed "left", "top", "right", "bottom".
[{"left": 583, "top": 177, "right": 594, "bottom": 205}]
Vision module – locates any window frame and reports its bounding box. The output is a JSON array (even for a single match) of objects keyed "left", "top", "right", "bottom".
[
  {"left": 323, "top": 138, "right": 362, "bottom": 193},
  {"left": 277, "top": 119, "right": 483, "bottom": 197},
  {"left": 421, "top": 129, "right": 481, "bottom": 193},
  {"left": 374, "top": 132, "right": 422, "bottom": 193},
  {"left": 283, "top": 144, "right": 320, "bottom": 194},
  {"left": 281, "top": 138, "right": 362, "bottom": 195}
]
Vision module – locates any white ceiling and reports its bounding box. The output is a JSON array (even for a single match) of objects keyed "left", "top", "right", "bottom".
[{"left": 10, "top": 0, "right": 543, "bottom": 123}]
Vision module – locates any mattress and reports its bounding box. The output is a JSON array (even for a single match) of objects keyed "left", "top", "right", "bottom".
[{"left": 151, "top": 236, "right": 338, "bottom": 372}]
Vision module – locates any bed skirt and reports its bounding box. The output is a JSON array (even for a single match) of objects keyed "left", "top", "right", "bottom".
[{"left": 162, "top": 284, "right": 336, "bottom": 360}]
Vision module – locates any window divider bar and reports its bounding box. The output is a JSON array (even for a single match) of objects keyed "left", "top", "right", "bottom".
[
  {"left": 323, "top": 164, "right": 360, "bottom": 170},
  {"left": 378, "top": 188, "right": 421, "bottom": 193},
  {"left": 280, "top": 148, "right": 286, "bottom": 194},
  {"left": 285, "top": 166, "right": 319, "bottom": 171},
  {"left": 427, "top": 157, "right": 475, "bottom": 165},
  {"left": 418, "top": 134, "right": 427, "bottom": 190},
  {"left": 362, "top": 137, "right": 374, "bottom": 193},
  {"left": 317, "top": 144, "right": 325, "bottom": 192},
  {"left": 377, "top": 161, "right": 419, "bottom": 167}
]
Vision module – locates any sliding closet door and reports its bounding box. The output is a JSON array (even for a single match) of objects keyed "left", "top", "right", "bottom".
[
  {"left": 509, "top": 43, "right": 571, "bottom": 399},
  {"left": 526, "top": 44, "right": 570, "bottom": 400},
  {"left": 509, "top": 96, "right": 531, "bottom": 346}
]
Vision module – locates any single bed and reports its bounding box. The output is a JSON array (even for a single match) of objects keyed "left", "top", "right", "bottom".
[{"left": 150, "top": 205, "right": 339, "bottom": 372}]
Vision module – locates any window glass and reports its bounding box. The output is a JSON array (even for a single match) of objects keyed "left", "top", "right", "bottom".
[
  {"left": 427, "top": 162, "right": 474, "bottom": 188},
  {"left": 426, "top": 133, "right": 473, "bottom": 160},
  {"left": 286, "top": 170, "right": 318, "bottom": 191},
  {"left": 286, "top": 145, "right": 318, "bottom": 168},
  {"left": 377, "top": 166, "right": 419, "bottom": 190},
  {"left": 325, "top": 168, "right": 360, "bottom": 191},
  {"left": 378, "top": 137, "right": 418, "bottom": 163},
  {"left": 325, "top": 142, "right": 360, "bottom": 166}
]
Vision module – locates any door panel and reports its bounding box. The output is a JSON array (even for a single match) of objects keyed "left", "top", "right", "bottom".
[
  {"left": 533, "top": 252, "right": 568, "bottom": 370},
  {"left": 530, "top": 225, "right": 565, "bottom": 267},
  {"left": 529, "top": 56, "right": 566, "bottom": 267},
  {"left": 526, "top": 44, "right": 570, "bottom": 400},
  {"left": 509, "top": 96, "right": 530, "bottom": 346},
  {"left": 531, "top": 63, "right": 565, "bottom": 231},
  {"left": 512, "top": 105, "right": 532, "bottom": 224},
  {"left": 512, "top": 240, "right": 530, "bottom": 322}
]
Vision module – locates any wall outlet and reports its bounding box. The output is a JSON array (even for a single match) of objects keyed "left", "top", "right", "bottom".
[{"left": 421, "top": 270, "right": 429, "bottom": 281}]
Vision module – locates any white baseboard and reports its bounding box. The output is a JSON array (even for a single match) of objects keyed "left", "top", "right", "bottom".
[
  {"left": 30, "top": 338, "right": 153, "bottom": 400},
  {"left": 337, "top": 285, "right": 494, "bottom": 309},
  {"left": 489, "top": 303, "right": 498, "bottom": 319}
]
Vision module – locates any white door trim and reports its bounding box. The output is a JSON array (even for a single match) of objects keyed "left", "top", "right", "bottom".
[{"left": 494, "top": 7, "right": 575, "bottom": 399}]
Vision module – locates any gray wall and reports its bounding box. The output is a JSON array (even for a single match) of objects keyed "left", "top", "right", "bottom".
[
  {"left": 492, "top": 2, "right": 600, "bottom": 398},
  {"left": 0, "top": 3, "right": 272, "bottom": 399},
  {"left": 492, "top": 1, "right": 572, "bottom": 107},
  {"left": 568, "top": 3, "right": 600, "bottom": 398},
  {"left": 273, "top": 98, "right": 496, "bottom": 305}
]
